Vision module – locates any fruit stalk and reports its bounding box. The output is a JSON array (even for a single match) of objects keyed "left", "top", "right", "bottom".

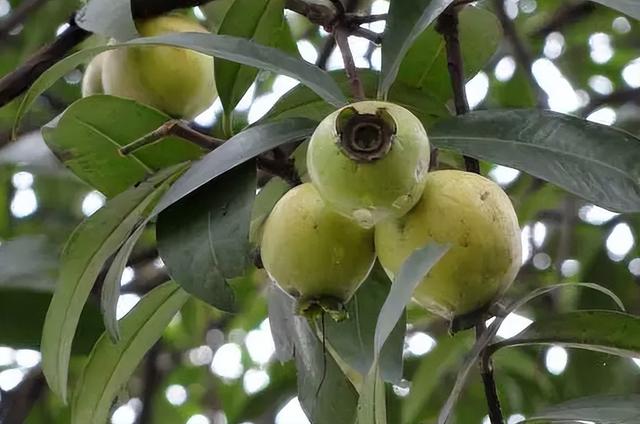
[
  {"left": 477, "top": 324, "right": 505, "bottom": 424},
  {"left": 334, "top": 25, "right": 365, "bottom": 100},
  {"left": 436, "top": 6, "right": 480, "bottom": 174}
]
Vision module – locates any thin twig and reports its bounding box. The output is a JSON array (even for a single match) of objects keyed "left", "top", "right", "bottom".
[
  {"left": 256, "top": 156, "right": 301, "bottom": 187},
  {"left": 531, "top": 1, "right": 595, "bottom": 39},
  {"left": 582, "top": 87, "right": 640, "bottom": 116},
  {"left": 334, "top": 26, "right": 365, "bottom": 100},
  {"left": 492, "top": 0, "right": 546, "bottom": 107},
  {"left": 476, "top": 323, "right": 505, "bottom": 424},
  {"left": 352, "top": 26, "right": 383, "bottom": 45},
  {"left": 345, "top": 13, "right": 387, "bottom": 24},
  {"left": 316, "top": 37, "right": 336, "bottom": 69},
  {"left": 436, "top": 7, "right": 479, "bottom": 174},
  {"left": 0, "top": 0, "right": 50, "bottom": 41},
  {"left": 119, "top": 120, "right": 224, "bottom": 155}
]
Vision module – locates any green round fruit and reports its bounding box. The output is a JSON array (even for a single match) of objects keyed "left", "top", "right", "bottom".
[
  {"left": 81, "top": 53, "right": 105, "bottom": 97},
  {"left": 306, "top": 101, "right": 430, "bottom": 228},
  {"left": 375, "top": 170, "right": 521, "bottom": 319},
  {"left": 101, "top": 15, "right": 217, "bottom": 119},
  {"left": 261, "top": 183, "right": 376, "bottom": 319}
]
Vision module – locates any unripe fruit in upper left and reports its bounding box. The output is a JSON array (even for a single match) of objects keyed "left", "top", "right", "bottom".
[
  {"left": 306, "top": 101, "right": 430, "bottom": 229},
  {"left": 99, "top": 15, "right": 217, "bottom": 119}
]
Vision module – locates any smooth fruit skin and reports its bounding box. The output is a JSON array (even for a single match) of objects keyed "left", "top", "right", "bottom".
[
  {"left": 81, "top": 53, "right": 105, "bottom": 97},
  {"left": 261, "top": 183, "right": 376, "bottom": 310},
  {"left": 306, "top": 101, "right": 430, "bottom": 228},
  {"left": 101, "top": 15, "right": 216, "bottom": 119},
  {"left": 375, "top": 170, "right": 522, "bottom": 319}
]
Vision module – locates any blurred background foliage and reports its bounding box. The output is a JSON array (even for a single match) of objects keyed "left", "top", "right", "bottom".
[{"left": 1, "top": 0, "right": 640, "bottom": 423}]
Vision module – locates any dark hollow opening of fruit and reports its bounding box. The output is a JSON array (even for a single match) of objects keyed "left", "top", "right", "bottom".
[{"left": 337, "top": 108, "right": 396, "bottom": 162}]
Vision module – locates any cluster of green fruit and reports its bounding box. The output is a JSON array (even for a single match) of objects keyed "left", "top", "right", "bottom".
[
  {"left": 261, "top": 101, "right": 522, "bottom": 321},
  {"left": 82, "top": 15, "right": 217, "bottom": 119}
]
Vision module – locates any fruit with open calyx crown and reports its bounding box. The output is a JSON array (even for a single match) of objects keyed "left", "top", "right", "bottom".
[
  {"left": 81, "top": 53, "right": 106, "bottom": 97},
  {"left": 101, "top": 15, "right": 216, "bottom": 119},
  {"left": 375, "top": 170, "right": 521, "bottom": 320},
  {"left": 260, "top": 183, "right": 376, "bottom": 320},
  {"left": 306, "top": 101, "right": 430, "bottom": 228}
]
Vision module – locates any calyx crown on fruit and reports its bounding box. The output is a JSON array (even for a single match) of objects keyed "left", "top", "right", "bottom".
[{"left": 335, "top": 106, "right": 397, "bottom": 162}]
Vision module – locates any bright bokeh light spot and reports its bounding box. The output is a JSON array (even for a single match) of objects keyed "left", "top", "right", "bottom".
[
  {"left": 82, "top": 191, "right": 106, "bottom": 216},
  {"left": 276, "top": 397, "right": 310, "bottom": 424},
  {"left": 245, "top": 323, "right": 275, "bottom": 365},
  {"left": 465, "top": 71, "right": 489, "bottom": 109},
  {"left": 405, "top": 332, "right": 436, "bottom": 357},
  {"left": 0, "top": 347, "right": 14, "bottom": 366},
  {"left": 116, "top": 294, "right": 140, "bottom": 320},
  {"left": 521, "top": 225, "right": 532, "bottom": 265},
  {"left": 543, "top": 32, "right": 565, "bottom": 59},
  {"left": 370, "top": 47, "right": 382, "bottom": 71},
  {"left": 633, "top": 358, "right": 640, "bottom": 368},
  {"left": 367, "top": 0, "right": 389, "bottom": 33},
  {"left": 622, "top": 59, "right": 640, "bottom": 88},
  {"left": 56, "top": 23, "right": 69, "bottom": 36},
  {"left": 545, "top": 346, "right": 568, "bottom": 375},
  {"left": 607, "top": 223, "right": 635, "bottom": 261},
  {"left": 533, "top": 222, "right": 547, "bottom": 248},
  {"left": 120, "top": 266, "right": 135, "bottom": 286},
  {"left": 489, "top": 165, "right": 520, "bottom": 187},
  {"left": 189, "top": 345, "right": 214, "bottom": 366},
  {"left": 520, "top": 0, "right": 536, "bottom": 13},
  {"left": 165, "top": 384, "right": 187, "bottom": 406},
  {"left": 586, "top": 107, "right": 617, "bottom": 126},
  {"left": 11, "top": 172, "right": 33, "bottom": 189},
  {"left": 508, "top": 414, "right": 526, "bottom": 424},
  {"left": 193, "top": 6, "right": 206, "bottom": 20},
  {"left": 111, "top": 404, "right": 136, "bottom": 424},
  {"left": 392, "top": 380, "right": 410, "bottom": 397},
  {"left": 613, "top": 16, "right": 631, "bottom": 33},
  {"left": 533, "top": 252, "right": 551, "bottom": 270},
  {"left": 211, "top": 343, "right": 244, "bottom": 380},
  {"left": 532, "top": 58, "right": 579, "bottom": 113},
  {"left": 495, "top": 56, "right": 516, "bottom": 82},
  {"left": 588, "top": 75, "right": 613, "bottom": 95},
  {"left": 589, "top": 32, "right": 613, "bottom": 64},
  {"left": 628, "top": 258, "right": 640, "bottom": 276},
  {"left": 482, "top": 416, "right": 491, "bottom": 424},
  {"left": 243, "top": 368, "right": 270, "bottom": 394},
  {"left": 248, "top": 93, "right": 280, "bottom": 124},
  {"left": 297, "top": 39, "right": 318, "bottom": 63},
  {"left": 0, "top": 368, "right": 25, "bottom": 391},
  {"left": 15, "top": 349, "right": 41, "bottom": 368},
  {"left": 186, "top": 414, "right": 211, "bottom": 424},
  {"left": 194, "top": 98, "right": 222, "bottom": 127},
  {"left": 490, "top": 313, "right": 533, "bottom": 339},
  {"left": 578, "top": 204, "right": 618, "bottom": 225},
  {"left": 0, "top": 0, "right": 10, "bottom": 17},
  {"left": 560, "top": 259, "right": 581, "bottom": 278},
  {"left": 505, "top": 0, "right": 518, "bottom": 19},
  {"left": 11, "top": 189, "right": 37, "bottom": 218}
]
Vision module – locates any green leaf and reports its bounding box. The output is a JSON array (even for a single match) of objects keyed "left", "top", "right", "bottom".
[
  {"left": 100, "top": 225, "right": 145, "bottom": 343},
  {"left": 157, "top": 163, "right": 257, "bottom": 312},
  {"left": 215, "top": 0, "right": 285, "bottom": 112},
  {"left": 71, "top": 282, "right": 189, "bottom": 424},
  {"left": 381, "top": 0, "right": 454, "bottom": 96},
  {"left": 41, "top": 165, "right": 185, "bottom": 402},
  {"left": 431, "top": 109, "right": 640, "bottom": 212},
  {"left": 522, "top": 394, "right": 640, "bottom": 423},
  {"left": 15, "top": 34, "right": 346, "bottom": 132},
  {"left": 267, "top": 286, "right": 358, "bottom": 424},
  {"left": 42, "top": 96, "right": 202, "bottom": 197},
  {"left": 397, "top": 6, "right": 500, "bottom": 103},
  {"left": 264, "top": 69, "right": 449, "bottom": 126},
  {"left": 152, "top": 118, "right": 315, "bottom": 216},
  {"left": 358, "top": 243, "right": 450, "bottom": 424},
  {"left": 489, "top": 310, "right": 640, "bottom": 358},
  {"left": 591, "top": 0, "right": 640, "bottom": 20},
  {"left": 325, "top": 264, "right": 406, "bottom": 383},
  {"left": 75, "top": 0, "right": 138, "bottom": 41}
]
